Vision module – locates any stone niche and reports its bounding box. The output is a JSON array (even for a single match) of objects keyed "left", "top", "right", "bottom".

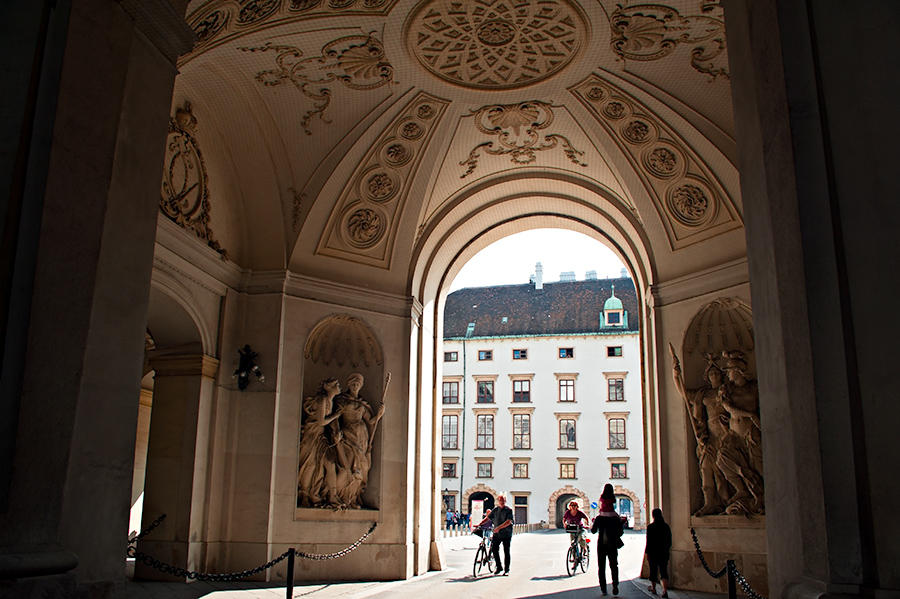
[
  {"left": 295, "top": 314, "right": 386, "bottom": 518},
  {"left": 669, "top": 297, "right": 767, "bottom": 594}
]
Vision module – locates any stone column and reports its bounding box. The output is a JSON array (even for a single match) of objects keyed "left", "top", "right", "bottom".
[
  {"left": 136, "top": 354, "right": 218, "bottom": 580},
  {"left": 725, "top": 1, "right": 900, "bottom": 598},
  {"left": 0, "top": 1, "right": 192, "bottom": 597}
]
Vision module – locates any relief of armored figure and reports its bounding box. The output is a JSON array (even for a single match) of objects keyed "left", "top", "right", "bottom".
[{"left": 669, "top": 344, "right": 730, "bottom": 516}]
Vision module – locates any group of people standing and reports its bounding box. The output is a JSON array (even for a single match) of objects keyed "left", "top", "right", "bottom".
[
  {"left": 444, "top": 509, "right": 470, "bottom": 529},
  {"left": 473, "top": 483, "right": 672, "bottom": 596}
]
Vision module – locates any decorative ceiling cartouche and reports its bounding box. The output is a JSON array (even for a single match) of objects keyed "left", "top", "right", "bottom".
[
  {"left": 405, "top": 0, "right": 587, "bottom": 89},
  {"left": 239, "top": 33, "right": 394, "bottom": 135},
  {"left": 160, "top": 101, "right": 227, "bottom": 257},
  {"left": 609, "top": 3, "right": 729, "bottom": 80},
  {"left": 459, "top": 101, "right": 587, "bottom": 178}
]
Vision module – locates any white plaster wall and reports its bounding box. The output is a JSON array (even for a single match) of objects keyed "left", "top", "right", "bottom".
[{"left": 440, "top": 331, "right": 645, "bottom": 526}]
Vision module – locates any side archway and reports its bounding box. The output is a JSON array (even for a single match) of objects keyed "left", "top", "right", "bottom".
[
  {"left": 613, "top": 484, "right": 643, "bottom": 529},
  {"left": 548, "top": 486, "right": 590, "bottom": 528}
]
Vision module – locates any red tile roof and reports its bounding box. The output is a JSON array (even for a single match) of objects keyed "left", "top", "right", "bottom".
[{"left": 443, "top": 277, "right": 639, "bottom": 338}]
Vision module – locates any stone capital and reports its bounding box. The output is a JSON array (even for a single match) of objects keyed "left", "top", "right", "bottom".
[{"left": 149, "top": 353, "right": 219, "bottom": 378}]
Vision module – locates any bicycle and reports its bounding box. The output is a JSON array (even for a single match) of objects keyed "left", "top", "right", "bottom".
[
  {"left": 565, "top": 524, "right": 590, "bottom": 576},
  {"left": 472, "top": 526, "right": 495, "bottom": 578}
]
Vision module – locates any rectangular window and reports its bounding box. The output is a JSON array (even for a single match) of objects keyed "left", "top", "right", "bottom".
[
  {"left": 608, "top": 378, "right": 624, "bottom": 402},
  {"left": 477, "top": 414, "right": 494, "bottom": 449},
  {"left": 442, "top": 415, "right": 458, "bottom": 449},
  {"left": 478, "top": 350, "right": 493, "bottom": 361},
  {"left": 607, "top": 346, "right": 623, "bottom": 357},
  {"left": 444, "top": 351, "right": 458, "bottom": 362},
  {"left": 559, "top": 379, "right": 575, "bottom": 402},
  {"left": 559, "top": 419, "right": 577, "bottom": 449},
  {"left": 560, "top": 463, "right": 576, "bottom": 479},
  {"left": 609, "top": 418, "right": 626, "bottom": 449},
  {"left": 443, "top": 494, "right": 456, "bottom": 512},
  {"left": 477, "top": 462, "right": 492, "bottom": 478},
  {"left": 512, "top": 379, "right": 531, "bottom": 402},
  {"left": 513, "top": 463, "right": 528, "bottom": 478},
  {"left": 513, "top": 414, "right": 531, "bottom": 449},
  {"left": 607, "top": 312, "right": 621, "bottom": 324},
  {"left": 442, "top": 462, "right": 457, "bottom": 478},
  {"left": 514, "top": 496, "right": 527, "bottom": 524},
  {"left": 559, "top": 347, "right": 574, "bottom": 358},
  {"left": 512, "top": 349, "right": 528, "bottom": 360},
  {"left": 477, "top": 381, "right": 494, "bottom": 403},
  {"left": 611, "top": 462, "right": 627, "bottom": 479},
  {"left": 442, "top": 381, "right": 459, "bottom": 404}
]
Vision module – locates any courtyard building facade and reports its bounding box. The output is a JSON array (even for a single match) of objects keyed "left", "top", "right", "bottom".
[{"left": 440, "top": 275, "right": 645, "bottom": 529}]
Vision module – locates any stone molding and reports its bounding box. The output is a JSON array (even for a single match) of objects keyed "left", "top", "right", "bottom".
[
  {"left": 462, "top": 483, "right": 501, "bottom": 510},
  {"left": 547, "top": 485, "right": 589, "bottom": 526},
  {"left": 148, "top": 353, "right": 219, "bottom": 378},
  {"left": 648, "top": 257, "right": 749, "bottom": 307}
]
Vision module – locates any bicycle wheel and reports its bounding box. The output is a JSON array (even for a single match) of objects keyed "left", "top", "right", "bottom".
[
  {"left": 474, "top": 545, "right": 487, "bottom": 578},
  {"left": 566, "top": 545, "right": 577, "bottom": 576},
  {"left": 580, "top": 544, "right": 590, "bottom": 573}
]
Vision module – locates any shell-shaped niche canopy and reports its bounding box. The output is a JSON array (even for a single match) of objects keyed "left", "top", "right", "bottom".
[
  {"left": 683, "top": 297, "right": 754, "bottom": 357},
  {"left": 304, "top": 314, "right": 383, "bottom": 368}
]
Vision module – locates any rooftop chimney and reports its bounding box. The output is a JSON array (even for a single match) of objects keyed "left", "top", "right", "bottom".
[
  {"left": 560, "top": 271, "right": 576, "bottom": 282},
  {"left": 585, "top": 270, "right": 597, "bottom": 280},
  {"left": 620, "top": 267, "right": 628, "bottom": 278},
  {"left": 534, "top": 262, "right": 543, "bottom": 290}
]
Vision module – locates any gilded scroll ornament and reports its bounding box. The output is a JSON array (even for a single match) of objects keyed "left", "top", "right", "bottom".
[
  {"left": 609, "top": 3, "right": 730, "bottom": 79},
  {"left": 239, "top": 34, "right": 393, "bottom": 135},
  {"left": 159, "top": 102, "right": 226, "bottom": 257},
  {"left": 459, "top": 101, "right": 587, "bottom": 178},
  {"left": 406, "top": 0, "right": 586, "bottom": 89}
]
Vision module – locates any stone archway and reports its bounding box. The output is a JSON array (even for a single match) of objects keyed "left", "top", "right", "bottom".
[
  {"left": 613, "top": 485, "right": 644, "bottom": 530},
  {"left": 462, "top": 483, "right": 501, "bottom": 513},
  {"left": 548, "top": 486, "right": 590, "bottom": 529}
]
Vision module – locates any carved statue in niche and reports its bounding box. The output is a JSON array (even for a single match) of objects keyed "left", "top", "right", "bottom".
[
  {"left": 718, "top": 350, "right": 764, "bottom": 513},
  {"left": 670, "top": 345, "right": 764, "bottom": 515},
  {"left": 297, "top": 372, "right": 389, "bottom": 510},
  {"left": 670, "top": 345, "right": 730, "bottom": 515},
  {"left": 297, "top": 378, "right": 343, "bottom": 507}
]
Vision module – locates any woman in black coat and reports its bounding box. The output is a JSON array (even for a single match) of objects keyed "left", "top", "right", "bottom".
[
  {"left": 645, "top": 508, "right": 672, "bottom": 597},
  {"left": 591, "top": 484, "right": 624, "bottom": 595}
]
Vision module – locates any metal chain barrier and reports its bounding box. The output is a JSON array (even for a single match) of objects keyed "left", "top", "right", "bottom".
[
  {"left": 690, "top": 528, "right": 766, "bottom": 599},
  {"left": 294, "top": 522, "right": 378, "bottom": 560},
  {"left": 690, "top": 527, "right": 727, "bottom": 578},
  {"left": 127, "top": 515, "right": 377, "bottom": 588}
]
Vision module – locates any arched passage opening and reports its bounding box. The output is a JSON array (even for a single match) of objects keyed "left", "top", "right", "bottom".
[
  {"left": 409, "top": 172, "right": 660, "bottom": 568},
  {"left": 131, "top": 283, "right": 217, "bottom": 580}
]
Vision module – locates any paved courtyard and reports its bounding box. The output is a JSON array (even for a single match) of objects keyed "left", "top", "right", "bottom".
[{"left": 125, "top": 530, "right": 724, "bottom": 599}]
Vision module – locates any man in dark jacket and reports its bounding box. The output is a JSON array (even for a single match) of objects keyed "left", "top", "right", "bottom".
[
  {"left": 486, "top": 495, "right": 514, "bottom": 575},
  {"left": 591, "top": 507, "right": 624, "bottom": 595}
]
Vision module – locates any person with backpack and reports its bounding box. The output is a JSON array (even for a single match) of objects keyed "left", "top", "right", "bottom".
[{"left": 591, "top": 484, "right": 624, "bottom": 595}]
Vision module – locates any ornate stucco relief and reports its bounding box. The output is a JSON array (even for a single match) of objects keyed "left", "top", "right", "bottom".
[
  {"left": 160, "top": 102, "right": 227, "bottom": 257},
  {"left": 671, "top": 298, "right": 763, "bottom": 517},
  {"left": 316, "top": 93, "right": 450, "bottom": 268},
  {"left": 571, "top": 76, "right": 740, "bottom": 250},
  {"left": 239, "top": 33, "right": 394, "bottom": 135},
  {"left": 609, "top": 2, "right": 729, "bottom": 80},
  {"left": 405, "top": 0, "right": 587, "bottom": 89},
  {"left": 459, "top": 101, "right": 587, "bottom": 178},
  {"left": 182, "top": 0, "right": 400, "bottom": 63}
]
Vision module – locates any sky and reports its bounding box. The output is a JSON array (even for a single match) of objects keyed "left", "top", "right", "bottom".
[{"left": 449, "top": 229, "right": 628, "bottom": 292}]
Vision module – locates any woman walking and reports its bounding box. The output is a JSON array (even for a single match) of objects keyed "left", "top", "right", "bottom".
[
  {"left": 645, "top": 508, "right": 672, "bottom": 598},
  {"left": 591, "top": 484, "right": 624, "bottom": 595}
]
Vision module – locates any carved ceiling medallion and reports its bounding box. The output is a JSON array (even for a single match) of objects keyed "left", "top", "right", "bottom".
[
  {"left": 610, "top": 3, "right": 729, "bottom": 79},
  {"left": 460, "top": 101, "right": 587, "bottom": 178},
  {"left": 159, "top": 102, "right": 226, "bottom": 257},
  {"left": 406, "top": 0, "right": 586, "bottom": 89},
  {"left": 239, "top": 34, "right": 393, "bottom": 135}
]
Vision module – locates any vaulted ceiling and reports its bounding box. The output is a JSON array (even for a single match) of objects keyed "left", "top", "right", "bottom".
[{"left": 165, "top": 0, "right": 742, "bottom": 290}]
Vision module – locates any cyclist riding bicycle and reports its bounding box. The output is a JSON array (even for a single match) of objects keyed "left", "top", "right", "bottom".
[{"left": 563, "top": 500, "right": 590, "bottom": 556}]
